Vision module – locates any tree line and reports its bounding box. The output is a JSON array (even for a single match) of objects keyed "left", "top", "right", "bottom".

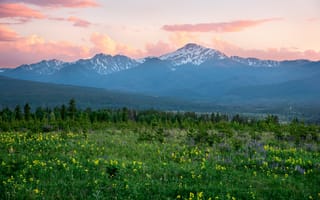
[{"left": 0, "top": 99, "right": 318, "bottom": 142}]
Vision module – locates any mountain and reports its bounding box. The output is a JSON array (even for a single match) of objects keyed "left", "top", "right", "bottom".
[
  {"left": 159, "top": 43, "right": 227, "bottom": 66},
  {"left": 74, "top": 54, "right": 139, "bottom": 75},
  {"left": 1, "top": 43, "right": 320, "bottom": 117},
  {"left": 1, "top": 53, "right": 139, "bottom": 81},
  {"left": 230, "top": 56, "right": 280, "bottom": 67},
  {"left": 14, "top": 59, "right": 66, "bottom": 75}
]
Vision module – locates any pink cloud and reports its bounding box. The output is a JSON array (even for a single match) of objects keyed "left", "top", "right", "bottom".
[
  {"left": 0, "top": 32, "right": 143, "bottom": 67},
  {"left": 0, "top": 34, "right": 90, "bottom": 67},
  {"left": 48, "top": 16, "right": 91, "bottom": 27},
  {"left": 6, "top": 0, "right": 99, "bottom": 8},
  {"left": 210, "top": 38, "right": 320, "bottom": 61},
  {"left": 0, "top": 25, "right": 19, "bottom": 41},
  {"left": 162, "top": 18, "right": 282, "bottom": 32},
  {"left": 67, "top": 16, "right": 91, "bottom": 27},
  {"left": 0, "top": 3, "right": 45, "bottom": 22},
  {"left": 168, "top": 32, "right": 200, "bottom": 47},
  {"left": 144, "top": 41, "right": 174, "bottom": 57},
  {"left": 90, "top": 32, "right": 144, "bottom": 58}
]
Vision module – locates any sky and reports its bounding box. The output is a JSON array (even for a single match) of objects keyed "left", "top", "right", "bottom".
[{"left": 0, "top": 0, "right": 319, "bottom": 67}]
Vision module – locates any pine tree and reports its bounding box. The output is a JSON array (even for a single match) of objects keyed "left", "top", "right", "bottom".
[
  {"left": 61, "top": 104, "right": 67, "bottom": 120},
  {"left": 68, "top": 99, "right": 77, "bottom": 120},
  {"left": 14, "top": 105, "right": 23, "bottom": 121},
  {"left": 24, "top": 103, "right": 31, "bottom": 121}
]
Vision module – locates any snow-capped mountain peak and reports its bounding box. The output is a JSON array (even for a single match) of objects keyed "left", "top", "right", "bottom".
[
  {"left": 4, "top": 43, "right": 289, "bottom": 78},
  {"left": 17, "top": 59, "right": 65, "bottom": 75},
  {"left": 159, "top": 43, "right": 227, "bottom": 66},
  {"left": 78, "top": 53, "right": 139, "bottom": 75}
]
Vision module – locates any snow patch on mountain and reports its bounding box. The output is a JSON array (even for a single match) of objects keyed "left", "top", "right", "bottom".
[
  {"left": 17, "top": 59, "right": 65, "bottom": 75},
  {"left": 79, "top": 54, "right": 139, "bottom": 75},
  {"left": 231, "top": 56, "right": 280, "bottom": 67},
  {"left": 159, "top": 43, "right": 227, "bottom": 66}
]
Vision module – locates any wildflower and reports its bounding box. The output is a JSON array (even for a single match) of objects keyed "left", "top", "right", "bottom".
[
  {"left": 197, "top": 192, "right": 203, "bottom": 200},
  {"left": 93, "top": 159, "right": 99, "bottom": 165},
  {"left": 189, "top": 192, "right": 195, "bottom": 200},
  {"left": 34, "top": 188, "right": 40, "bottom": 194}
]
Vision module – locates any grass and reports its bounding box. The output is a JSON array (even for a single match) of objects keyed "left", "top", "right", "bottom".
[{"left": 0, "top": 127, "right": 319, "bottom": 199}]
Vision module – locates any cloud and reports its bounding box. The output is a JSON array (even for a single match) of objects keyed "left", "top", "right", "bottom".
[
  {"left": 0, "top": 32, "right": 143, "bottom": 67},
  {"left": 4, "top": 0, "right": 99, "bottom": 8},
  {"left": 0, "top": 25, "right": 19, "bottom": 41},
  {"left": 162, "top": 18, "right": 282, "bottom": 33},
  {"left": 210, "top": 38, "right": 320, "bottom": 61},
  {"left": 67, "top": 16, "right": 91, "bottom": 27},
  {"left": 50, "top": 16, "right": 91, "bottom": 27},
  {"left": 0, "top": 3, "right": 92, "bottom": 27},
  {"left": 0, "top": 34, "right": 90, "bottom": 67},
  {"left": 142, "top": 32, "right": 205, "bottom": 57},
  {"left": 144, "top": 41, "right": 174, "bottom": 57},
  {"left": 90, "top": 32, "right": 143, "bottom": 58},
  {"left": 0, "top": 3, "right": 45, "bottom": 22},
  {"left": 169, "top": 32, "right": 199, "bottom": 47}
]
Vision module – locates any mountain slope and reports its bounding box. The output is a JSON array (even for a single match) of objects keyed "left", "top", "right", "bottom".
[{"left": 0, "top": 76, "right": 192, "bottom": 110}]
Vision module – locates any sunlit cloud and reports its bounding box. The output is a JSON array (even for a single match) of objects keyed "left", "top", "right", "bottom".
[
  {"left": 169, "top": 32, "right": 200, "bottom": 46},
  {"left": 144, "top": 41, "right": 174, "bottom": 57},
  {"left": 0, "top": 32, "right": 144, "bottom": 67},
  {"left": 50, "top": 16, "right": 91, "bottom": 27},
  {"left": 4, "top": 0, "right": 99, "bottom": 8},
  {"left": 140, "top": 32, "right": 201, "bottom": 57},
  {"left": 210, "top": 38, "right": 320, "bottom": 61},
  {"left": 162, "top": 18, "right": 282, "bottom": 32},
  {"left": 67, "top": 16, "right": 91, "bottom": 27},
  {"left": 0, "top": 25, "right": 19, "bottom": 41},
  {"left": 90, "top": 32, "right": 143, "bottom": 58},
  {"left": 0, "top": 3, "right": 45, "bottom": 23},
  {"left": 0, "top": 33, "right": 90, "bottom": 67}
]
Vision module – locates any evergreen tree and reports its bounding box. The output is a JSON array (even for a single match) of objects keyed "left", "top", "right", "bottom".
[
  {"left": 1, "top": 107, "right": 13, "bottom": 122},
  {"left": 35, "top": 107, "right": 45, "bottom": 121},
  {"left": 61, "top": 104, "right": 67, "bottom": 120},
  {"left": 24, "top": 103, "right": 31, "bottom": 121},
  {"left": 68, "top": 99, "right": 77, "bottom": 120},
  {"left": 14, "top": 105, "right": 23, "bottom": 121}
]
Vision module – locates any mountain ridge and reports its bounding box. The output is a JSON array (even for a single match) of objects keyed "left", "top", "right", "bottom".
[{"left": 1, "top": 43, "right": 308, "bottom": 73}]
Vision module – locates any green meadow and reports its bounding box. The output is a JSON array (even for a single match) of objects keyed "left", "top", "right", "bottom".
[{"left": 0, "top": 102, "right": 319, "bottom": 199}]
